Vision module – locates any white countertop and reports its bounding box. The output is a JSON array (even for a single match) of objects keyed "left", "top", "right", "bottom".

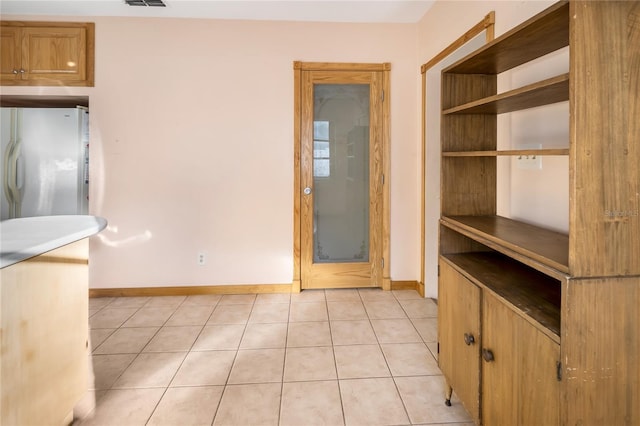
[{"left": 0, "top": 215, "right": 107, "bottom": 269}]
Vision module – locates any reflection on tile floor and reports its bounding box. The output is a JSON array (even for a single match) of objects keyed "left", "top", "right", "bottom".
[{"left": 76, "top": 289, "right": 473, "bottom": 426}]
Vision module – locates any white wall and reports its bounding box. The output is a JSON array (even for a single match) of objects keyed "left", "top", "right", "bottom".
[
  {"left": 506, "top": 47, "right": 569, "bottom": 233},
  {"left": 3, "top": 1, "right": 571, "bottom": 293},
  {"left": 2, "top": 15, "right": 421, "bottom": 288},
  {"left": 418, "top": 0, "right": 569, "bottom": 298}
]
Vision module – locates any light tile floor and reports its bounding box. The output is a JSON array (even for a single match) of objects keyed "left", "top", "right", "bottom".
[{"left": 76, "top": 288, "right": 472, "bottom": 426}]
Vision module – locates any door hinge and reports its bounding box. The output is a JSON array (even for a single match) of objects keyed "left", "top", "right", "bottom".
[
  {"left": 381, "top": 174, "right": 385, "bottom": 185},
  {"left": 556, "top": 361, "right": 562, "bottom": 381},
  {"left": 437, "top": 264, "right": 440, "bottom": 277},
  {"left": 437, "top": 342, "right": 440, "bottom": 354},
  {"left": 381, "top": 258, "right": 385, "bottom": 269},
  {"left": 381, "top": 90, "right": 384, "bottom": 102}
]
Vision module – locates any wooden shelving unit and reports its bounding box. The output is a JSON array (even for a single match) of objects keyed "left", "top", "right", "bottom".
[
  {"left": 443, "top": 73, "right": 569, "bottom": 115},
  {"left": 444, "top": 1, "right": 569, "bottom": 75},
  {"left": 441, "top": 215, "right": 569, "bottom": 277},
  {"left": 442, "top": 148, "right": 568, "bottom": 157},
  {"left": 441, "top": 252, "right": 561, "bottom": 342},
  {"left": 437, "top": 1, "right": 639, "bottom": 425}
]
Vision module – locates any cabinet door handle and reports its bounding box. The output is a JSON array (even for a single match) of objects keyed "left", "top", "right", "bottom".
[
  {"left": 482, "top": 348, "right": 495, "bottom": 362},
  {"left": 19, "top": 69, "right": 25, "bottom": 74},
  {"left": 12, "top": 69, "right": 19, "bottom": 74},
  {"left": 463, "top": 333, "right": 475, "bottom": 346}
]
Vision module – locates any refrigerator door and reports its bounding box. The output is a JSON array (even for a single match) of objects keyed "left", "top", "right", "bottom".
[
  {"left": 1, "top": 108, "right": 21, "bottom": 220},
  {"left": 78, "top": 107, "right": 90, "bottom": 215},
  {"left": 0, "top": 107, "right": 87, "bottom": 219}
]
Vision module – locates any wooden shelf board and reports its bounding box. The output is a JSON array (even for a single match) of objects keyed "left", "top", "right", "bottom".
[
  {"left": 442, "top": 148, "right": 568, "bottom": 157},
  {"left": 441, "top": 215, "right": 569, "bottom": 277},
  {"left": 444, "top": 74, "right": 569, "bottom": 115},
  {"left": 442, "top": 252, "right": 561, "bottom": 343},
  {"left": 444, "top": 1, "right": 569, "bottom": 74}
]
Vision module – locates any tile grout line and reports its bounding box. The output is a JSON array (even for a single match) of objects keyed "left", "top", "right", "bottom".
[
  {"left": 322, "top": 290, "right": 349, "bottom": 426},
  {"left": 144, "top": 296, "right": 218, "bottom": 425},
  {"left": 83, "top": 290, "right": 464, "bottom": 426},
  {"left": 276, "top": 293, "right": 294, "bottom": 426},
  {"left": 112, "top": 297, "right": 182, "bottom": 425},
  {"left": 387, "top": 291, "right": 416, "bottom": 425},
  {"left": 88, "top": 297, "right": 153, "bottom": 405},
  {"left": 84, "top": 297, "right": 151, "bottom": 422},
  {"left": 214, "top": 294, "right": 259, "bottom": 425},
  {"left": 89, "top": 298, "right": 145, "bottom": 352}
]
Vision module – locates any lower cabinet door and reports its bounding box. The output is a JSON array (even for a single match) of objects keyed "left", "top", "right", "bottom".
[
  {"left": 482, "top": 291, "right": 560, "bottom": 426},
  {"left": 0, "top": 239, "right": 89, "bottom": 425},
  {"left": 438, "top": 259, "right": 481, "bottom": 424},
  {"left": 481, "top": 292, "right": 518, "bottom": 426},
  {"left": 517, "top": 315, "right": 560, "bottom": 426}
]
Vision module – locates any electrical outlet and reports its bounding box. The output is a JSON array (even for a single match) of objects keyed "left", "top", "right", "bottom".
[{"left": 197, "top": 252, "right": 206, "bottom": 265}]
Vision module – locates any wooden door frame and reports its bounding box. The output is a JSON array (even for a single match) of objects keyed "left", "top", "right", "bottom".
[
  {"left": 419, "top": 14, "right": 495, "bottom": 294},
  {"left": 292, "top": 61, "right": 391, "bottom": 292}
]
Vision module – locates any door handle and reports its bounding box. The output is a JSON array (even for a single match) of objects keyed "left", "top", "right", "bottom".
[
  {"left": 3, "top": 139, "right": 16, "bottom": 204},
  {"left": 303, "top": 187, "right": 312, "bottom": 195}
]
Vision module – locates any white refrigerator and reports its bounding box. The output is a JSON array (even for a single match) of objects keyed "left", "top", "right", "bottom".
[{"left": 1, "top": 107, "right": 89, "bottom": 220}]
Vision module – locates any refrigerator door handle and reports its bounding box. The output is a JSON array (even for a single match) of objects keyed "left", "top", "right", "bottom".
[
  {"left": 14, "top": 149, "right": 25, "bottom": 199},
  {"left": 3, "top": 108, "right": 18, "bottom": 209},
  {"left": 9, "top": 144, "right": 23, "bottom": 217},
  {"left": 13, "top": 108, "right": 23, "bottom": 206},
  {"left": 3, "top": 137, "right": 17, "bottom": 205},
  {"left": 3, "top": 108, "right": 23, "bottom": 217},
  {"left": 2, "top": 137, "right": 23, "bottom": 218},
  {"left": 7, "top": 142, "right": 21, "bottom": 196}
]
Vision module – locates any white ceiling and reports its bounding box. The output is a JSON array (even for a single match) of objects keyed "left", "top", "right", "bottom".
[{"left": 0, "top": 0, "right": 436, "bottom": 23}]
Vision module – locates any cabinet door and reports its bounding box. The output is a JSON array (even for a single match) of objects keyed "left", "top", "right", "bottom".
[
  {"left": 482, "top": 292, "right": 560, "bottom": 426},
  {"left": 21, "top": 26, "right": 88, "bottom": 82},
  {"left": 518, "top": 319, "right": 560, "bottom": 425},
  {"left": 438, "top": 260, "right": 481, "bottom": 424},
  {"left": 1, "top": 239, "right": 89, "bottom": 425},
  {"left": 0, "top": 27, "right": 21, "bottom": 80},
  {"left": 481, "top": 292, "right": 518, "bottom": 426}
]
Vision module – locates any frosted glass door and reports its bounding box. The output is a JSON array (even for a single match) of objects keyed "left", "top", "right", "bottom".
[
  {"left": 313, "top": 84, "right": 370, "bottom": 263},
  {"left": 299, "top": 66, "right": 384, "bottom": 290}
]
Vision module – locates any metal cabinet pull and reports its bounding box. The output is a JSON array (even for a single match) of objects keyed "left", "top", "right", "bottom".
[
  {"left": 463, "top": 333, "right": 475, "bottom": 346},
  {"left": 482, "top": 348, "right": 495, "bottom": 362}
]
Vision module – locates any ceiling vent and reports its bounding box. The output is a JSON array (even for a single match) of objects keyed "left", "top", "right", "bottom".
[{"left": 125, "top": 0, "right": 166, "bottom": 7}]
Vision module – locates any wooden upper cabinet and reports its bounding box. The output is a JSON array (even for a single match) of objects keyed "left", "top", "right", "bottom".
[
  {"left": 0, "top": 21, "right": 94, "bottom": 87},
  {"left": 1, "top": 26, "right": 21, "bottom": 80}
]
